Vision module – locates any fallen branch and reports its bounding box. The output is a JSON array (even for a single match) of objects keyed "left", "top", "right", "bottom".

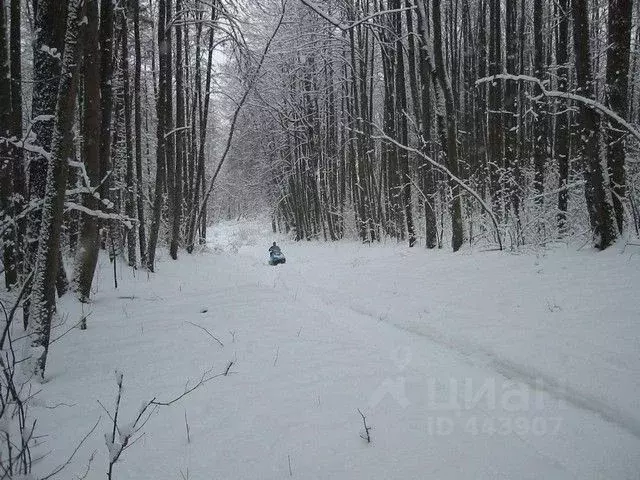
[
  {"left": 185, "top": 321, "right": 224, "bottom": 347},
  {"left": 357, "top": 408, "right": 371, "bottom": 444}
]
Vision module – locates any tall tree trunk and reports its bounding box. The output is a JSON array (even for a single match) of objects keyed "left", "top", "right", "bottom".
[
  {"left": 556, "top": 0, "right": 570, "bottom": 231},
  {"left": 605, "top": 0, "right": 633, "bottom": 233},
  {"left": 487, "top": 0, "right": 503, "bottom": 206},
  {"left": 415, "top": 0, "right": 437, "bottom": 249},
  {"left": 572, "top": 0, "right": 617, "bottom": 249},
  {"left": 98, "top": 0, "right": 115, "bottom": 205},
  {"left": 165, "top": 0, "right": 176, "bottom": 253},
  {"left": 425, "top": 0, "right": 464, "bottom": 251},
  {"left": 30, "top": 0, "right": 68, "bottom": 206},
  {"left": 504, "top": 0, "right": 520, "bottom": 225},
  {"left": 147, "top": 0, "right": 168, "bottom": 271},
  {"left": 100, "top": 0, "right": 114, "bottom": 206},
  {"left": 122, "top": 4, "right": 137, "bottom": 267},
  {"left": 73, "top": 0, "right": 101, "bottom": 302},
  {"left": 133, "top": 0, "right": 147, "bottom": 264},
  {"left": 532, "top": 0, "right": 546, "bottom": 202},
  {"left": 24, "top": 0, "right": 69, "bottom": 326},
  {"left": 393, "top": 0, "right": 415, "bottom": 246},
  {"left": 28, "top": 0, "right": 84, "bottom": 379},
  {"left": 171, "top": 0, "right": 185, "bottom": 259},
  {"left": 0, "top": 0, "right": 14, "bottom": 288},
  {"left": 186, "top": 4, "right": 216, "bottom": 252},
  {"left": 9, "top": 0, "right": 25, "bottom": 284}
]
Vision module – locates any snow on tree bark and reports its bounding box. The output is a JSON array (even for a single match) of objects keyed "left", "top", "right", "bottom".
[
  {"left": 171, "top": 0, "right": 185, "bottom": 260},
  {"left": 133, "top": 0, "right": 147, "bottom": 264},
  {"left": 29, "top": 0, "right": 69, "bottom": 204},
  {"left": 426, "top": 0, "right": 464, "bottom": 251},
  {"left": 28, "top": 0, "right": 85, "bottom": 379},
  {"left": 0, "top": 2, "right": 17, "bottom": 289},
  {"left": 572, "top": 0, "right": 617, "bottom": 249},
  {"left": 9, "top": 0, "right": 26, "bottom": 283},
  {"left": 98, "top": 0, "right": 115, "bottom": 205},
  {"left": 121, "top": 4, "right": 137, "bottom": 267},
  {"left": 0, "top": 0, "right": 15, "bottom": 288},
  {"left": 73, "top": 0, "right": 101, "bottom": 302},
  {"left": 146, "top": 0, "right": 168, "bottom": 272},
  {"left": 555, "top": 0, "right": 571, "bottom": 232},
  {"left": 605, "top": 0, "right": 633, "bottom": 233}
]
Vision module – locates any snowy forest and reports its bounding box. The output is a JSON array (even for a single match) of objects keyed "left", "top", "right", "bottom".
[{"left": 1, "top": 0, "right": 640, "bottom": 478}]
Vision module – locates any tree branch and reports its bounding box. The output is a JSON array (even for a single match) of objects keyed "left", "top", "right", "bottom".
[{"left": 476, "top": 73, "right": 640, "bottom": 143}]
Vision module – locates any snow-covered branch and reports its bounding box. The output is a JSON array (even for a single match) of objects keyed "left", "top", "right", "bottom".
[
  {"left": 476, "top": 74, "right": 640, "bottom": 144},
  {"left": 298, "top": 0, "right": 415, "bottom": 31},
  {"left": 8, "top": 136, "right": 52, "bottom": 160},
  {"left": 64, "top": 202, "right": 136, "bottom": 229},
  {"left": 371, "top": 124, "right": 503, "bottom": 250},
  {"left": 164, "top": 125, "right": 191, "bottom": 139}
]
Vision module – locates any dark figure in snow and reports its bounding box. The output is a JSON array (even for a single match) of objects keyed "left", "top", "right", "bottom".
[
  {"left": 269, "top": 241, "right": 281, "bottom": 255},
  {"left": 268, "top": 242, "right": 286, "bottom": 265}
]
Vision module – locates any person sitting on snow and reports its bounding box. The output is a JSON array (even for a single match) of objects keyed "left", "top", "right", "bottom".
[{"left": 269, "top": 241, "right": 281, "bottom": 255}]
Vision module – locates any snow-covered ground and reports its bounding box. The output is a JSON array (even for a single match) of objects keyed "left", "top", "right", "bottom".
[{"left": 33, "top": 219, "right": 640, "bottom": 479}]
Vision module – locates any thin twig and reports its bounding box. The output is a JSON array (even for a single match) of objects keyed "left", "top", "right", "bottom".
[
  {"left": 40, "top": 417, "right": 101, "bottom": 480},
  {"left": 185, "top": 321, "right": 224, "bottom": 347},
  {"left": 0, "top": 272, "right": 34, "bottom": 350},
  {"left": 184, "top": 409, "right": 190, "bottom": 444},
  {"left": 357, "top": 409, "right": 371, "bottom": 444}
]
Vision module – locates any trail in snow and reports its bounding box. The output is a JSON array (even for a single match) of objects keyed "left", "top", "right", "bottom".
[
  {"left": 229, "top": 221, "right": 640, "bottom": 443},
  {"left": 29, "top": 219, "right": 640, "bottom": 480}
]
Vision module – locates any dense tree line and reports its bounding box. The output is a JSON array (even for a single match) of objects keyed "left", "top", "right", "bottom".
[
  {"left": 0, "top": 0, "right": 250, "bottom": 379},
  {"left": 233, "top": 0, "right": 639, "bottom": 251}
]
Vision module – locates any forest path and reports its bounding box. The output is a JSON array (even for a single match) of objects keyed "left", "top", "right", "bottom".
[
  {"left": 34, "top": 220, "right": 640, "bottom": 479},
  {"left": 234, "top": 227, "right": 640, "bottom": 440}
]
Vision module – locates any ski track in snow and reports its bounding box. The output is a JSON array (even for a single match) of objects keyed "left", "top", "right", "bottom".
[
  {"left": 246, "top": 237, "right": 640, "bottom": 442},
  {"left": 32, "top": 219, "right": 640, "bottom": 479},
  {"left": 323, "top": 294, "right": 640, "bottom": 442}
]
